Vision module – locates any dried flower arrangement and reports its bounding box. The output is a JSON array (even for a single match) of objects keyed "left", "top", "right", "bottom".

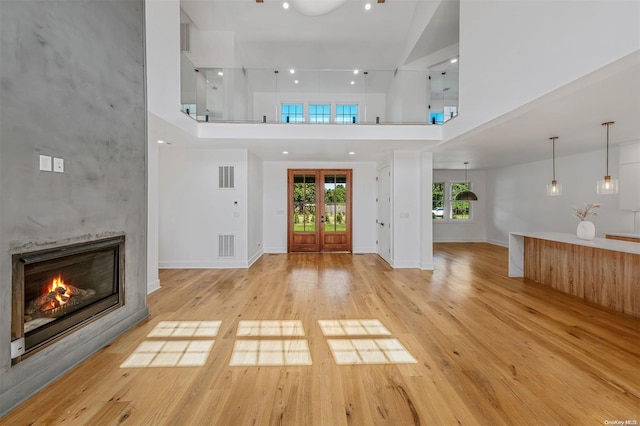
[{"left": 573, "top": 203, "right": 600, "bottom": 221}]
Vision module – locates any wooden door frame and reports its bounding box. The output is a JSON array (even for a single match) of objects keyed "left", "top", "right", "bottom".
[{"left": 287, "top": 169, "right": 353, "bottom": 253}]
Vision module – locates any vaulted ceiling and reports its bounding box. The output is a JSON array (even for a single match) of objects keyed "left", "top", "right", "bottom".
[{"left": 179, "top": 0, "right": 640, "bottom": 170}]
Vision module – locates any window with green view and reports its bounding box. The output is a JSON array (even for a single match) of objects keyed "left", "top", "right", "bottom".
[{"left": 450, "top": 182, "right": 472, "bottom": 220}]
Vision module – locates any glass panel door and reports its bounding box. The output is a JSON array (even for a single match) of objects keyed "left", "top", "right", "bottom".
[{"left": 288, "top": 169, "right": 352, "bottom": 252}]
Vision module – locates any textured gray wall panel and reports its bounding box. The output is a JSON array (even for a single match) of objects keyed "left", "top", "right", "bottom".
[{"left": 0, "top": 0, "right": 147, "bottom": 414}]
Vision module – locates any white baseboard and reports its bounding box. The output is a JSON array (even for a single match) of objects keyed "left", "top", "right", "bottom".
[
  {"left": 159, "top": 260, "right": 249, "bottom": 269},
  {"left": 486, "top": 238, "right": 509, "bottom": 247},
  {"left": 264, "top": 247, "right": 287, "bottom": 254},
  {"left": 433, "top": 237, "right": 487, "bottom": 243},
  {"left": 248, "top": 249, "right": 264, "bottom": 267},
  {"left": 420, "top": 262, "right": 434, "bottom": 271},
  {"left": 391, "top": 260, "right": 420, "bottom": 268},
  {"left": 147, "top": 279, "right": 161, "bottom": 294},
  {"left": 353, "top": 246, "right": 377, "bottom": 254}
]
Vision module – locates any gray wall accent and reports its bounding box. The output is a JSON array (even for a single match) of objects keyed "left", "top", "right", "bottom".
[{"left": 0, "top": 0, "right": 147, "bottom": 415}]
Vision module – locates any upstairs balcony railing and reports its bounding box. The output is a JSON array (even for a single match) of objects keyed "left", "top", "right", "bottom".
[{"left": 180, "top": 54, "right": 459, "bottom": 125}]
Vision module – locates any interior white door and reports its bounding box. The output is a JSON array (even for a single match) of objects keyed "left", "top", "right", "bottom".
[{"left": 377, "top": 165, "right": 391, "bottom": 264}]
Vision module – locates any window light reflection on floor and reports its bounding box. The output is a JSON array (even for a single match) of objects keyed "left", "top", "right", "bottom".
[
  {"left": 229, "top": 339, "right": 312, "bottom": 366},
  {"left": 318, "top": 319, "right": 392, "bottom": 336},
  {"left": 327, "top": 338, "right": 417, "bottom": 365},
  {"left": 120, "top": 340, "right": 215, "bottom": 368},
  {"left": 147, "top": 321, "right": 222, "bottom": 338},
  {"left": 236, "top": 320, "right": 305, "bottom": 337}
]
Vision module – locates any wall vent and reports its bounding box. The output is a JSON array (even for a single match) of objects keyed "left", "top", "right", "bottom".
[
  {"left": 218, "top": 166, "right": 235, "bottom": 189},
  {"left": 218, "top": 234, "right": 236, "bottom": 258},
  {"left": 180, "top": 23, "right": 190, "bottom": 52}
]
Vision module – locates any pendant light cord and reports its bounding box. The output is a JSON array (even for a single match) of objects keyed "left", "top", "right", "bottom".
[{"left": 602, "top": 121, "right": 614, "bottom": 176}]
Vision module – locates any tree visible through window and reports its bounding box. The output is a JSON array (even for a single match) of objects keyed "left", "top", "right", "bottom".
[
  {"left": 432, "top": 182, "right": 445, "bottom": 219},
  {"left": 450, "top": 182, "right": 471, "bottom": 219}
]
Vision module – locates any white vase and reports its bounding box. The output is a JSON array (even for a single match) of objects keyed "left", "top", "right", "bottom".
[{"left": 577, "top": 220, "right": 595, "bottom": 240}]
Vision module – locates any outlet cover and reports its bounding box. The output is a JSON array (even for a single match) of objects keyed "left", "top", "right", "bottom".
[{"left": 53, "top": 157, "right": 64, "bottom": 173}]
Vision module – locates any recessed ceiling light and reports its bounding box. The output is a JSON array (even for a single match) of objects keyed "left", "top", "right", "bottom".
[
  {"left": 450, "top": 58, "right": 458, "bottom": 63},
  {"left": 282, "top": 151, "right": 289, "bottom": 155},
  {"left": 350, "top": 81, "right": 355, "bottom": 85},
  {"left": 365, "top": 3, "right": 371, "bottom": 10},
  {"left": 218, "top": 71, "right": 224, "bottom": 76},
  {"left": 289, "top": 69, "right": 295, "bottom": 74},
  {"left": 157, "top": 140, "right": 165, "bottom": 144},
  {"left": 206, "top": 79, "right": 210, "bottom": 83},
  {"left": 294, "top": 80, "right": 299, "bottom": 84},
  {"left": 353, "top": 69, "right": 359, "bottom": 74},
  {"left": 283, "top": 2, "right": 289, "bottom": 9},
  {"left": 349, "top": 152, "right": 355, "bottom": 155}
]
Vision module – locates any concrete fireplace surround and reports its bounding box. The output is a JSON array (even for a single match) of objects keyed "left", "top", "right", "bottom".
[{"left": 0, "top": 0, "right": 148, "bottom": 415}]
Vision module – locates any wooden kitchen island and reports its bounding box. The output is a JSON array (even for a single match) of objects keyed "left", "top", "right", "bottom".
[{"left": 509, "top": 232, "right": 640, "bottom": 317}]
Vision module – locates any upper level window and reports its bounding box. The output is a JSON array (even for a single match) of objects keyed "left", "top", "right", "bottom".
[
  {"left": 281, "top": 104, "right": 304, "bottom": 123},
  {"left": 450, "top": 182, "right": 472, "bottom": 220},
  {"left": 336, "top": 104, "right": 358, "bottom": 124},
  {"left": 309, "top": 104, "right": 331, "bottom": 123}
]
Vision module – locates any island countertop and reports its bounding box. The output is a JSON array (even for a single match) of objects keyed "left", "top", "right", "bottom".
[
  {"left": 508, "top": 231, "right": 640, "bottom": 318},
  {"left": 510, "top": 231, "right": 640, "bottom": 257}
]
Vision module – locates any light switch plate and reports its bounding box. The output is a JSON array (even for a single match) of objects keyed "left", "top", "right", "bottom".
[
  {"left": 39, "top": 155, "right": 52, "bottom": 171},
  {"left": 53, "top": 157, "right": 64, "bottom": 173}
]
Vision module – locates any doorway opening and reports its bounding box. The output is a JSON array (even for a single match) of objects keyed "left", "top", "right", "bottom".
[{"left": 287, "top": 169, "right": 352, "bottom": 252}]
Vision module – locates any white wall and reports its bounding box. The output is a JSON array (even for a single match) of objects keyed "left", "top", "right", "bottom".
[
  {"left": 447, "top": 0, "right": 640, "bottom": 140},
  {"left": 385, "top": 72, "right": 428, "bottom": 123},
  {"left": 248, "top": 151, "right": 264, "bottom": 265},
  {"left": 159, "top": 148, "right": 249, "bottom": 267},
  {"left": 432, "top": 169, "right": 487, "bottom": 243},
  {"left": 391, "top": 151, "right": 422, "bottom": 268},
  {"left": 184, "top": 29, "right": 235, "bottom": 68},
  {"left": 262, "top": 161, "right": 377, "bottom": 253},
  {"left": 485, "top": 147, "right": 637, "bottom": 246},
  {"left": 145, "top": 0, "right": 197, "bottom": 133},
  {"left": 420, "top": 152, "right": 434, "bottom": 269}
]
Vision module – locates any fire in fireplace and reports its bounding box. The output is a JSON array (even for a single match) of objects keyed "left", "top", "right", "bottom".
[{"left": 11, "top": 236, "right": 125, "bottom": 362}]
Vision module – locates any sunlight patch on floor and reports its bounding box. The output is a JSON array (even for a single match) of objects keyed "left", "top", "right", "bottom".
[
  {"left": 327, "top": 338, "right": 417, "bottom": 365},
  {"left": 229, "top": 339, "right": 312, "bottom": 366},
  {"left": 147, "top": 321, "right": 222, "bottom": 338},
  {"left": 236, "top": 320, "right": 305, "bottom": 337},
  {"left": 120, "top": 340, "right": 215, "bottom": 368},
  {"left": 318, "top": 319, "right": 391, "bottom": 336}
]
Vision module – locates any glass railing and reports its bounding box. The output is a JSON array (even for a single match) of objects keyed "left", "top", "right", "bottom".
[{"left": 180, "top": 54, "right": 459, "bottom": 125}]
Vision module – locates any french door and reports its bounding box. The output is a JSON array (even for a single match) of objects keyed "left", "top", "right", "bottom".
[{"left": 287, "top": 169, "right": 352, "bottom": 252}]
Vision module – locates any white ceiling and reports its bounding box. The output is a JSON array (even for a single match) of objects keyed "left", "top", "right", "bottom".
[{"left": 179, "top": 0, "right": 640, "bottom": 170}]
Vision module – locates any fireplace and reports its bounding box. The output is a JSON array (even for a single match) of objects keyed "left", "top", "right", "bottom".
[{"left": 11, "top": 236, "right": 125, "bottom": 363}]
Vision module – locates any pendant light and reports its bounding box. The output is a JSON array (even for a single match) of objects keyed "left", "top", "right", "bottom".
[
  {"left": 596, "top": 121, "right": 618, "bottom": 194},
  {"left": 455, "top": 162, "right": 478, "bottom": 201},
  {"left": 546, "top": 136, "right": 562, "bottom": 196}
]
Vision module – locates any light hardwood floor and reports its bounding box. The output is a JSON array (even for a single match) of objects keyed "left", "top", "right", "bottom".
[{"left": 3, "top": 243, "right": 639, "bottom": 425}]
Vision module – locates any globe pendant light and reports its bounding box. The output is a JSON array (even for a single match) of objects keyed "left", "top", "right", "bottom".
[
  {"left": 455, "top": 162, "right": 478, "bottom": 201},
  {"left": 596, "top": 121, "right": 618, "bottom": 194},
  {"left": 546, "top": 136, "right": 562, "bottom": 196}
]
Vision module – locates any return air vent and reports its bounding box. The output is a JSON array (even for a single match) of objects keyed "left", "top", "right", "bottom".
[
  {"left": 180, "top": 23, "right": 190, "bottom": 52},
  {"left": 218, "top": 234, "right": 236, "bottom": 258},
  {"left": 218, "top": 166, "right": 235, "bottom": 189}
]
